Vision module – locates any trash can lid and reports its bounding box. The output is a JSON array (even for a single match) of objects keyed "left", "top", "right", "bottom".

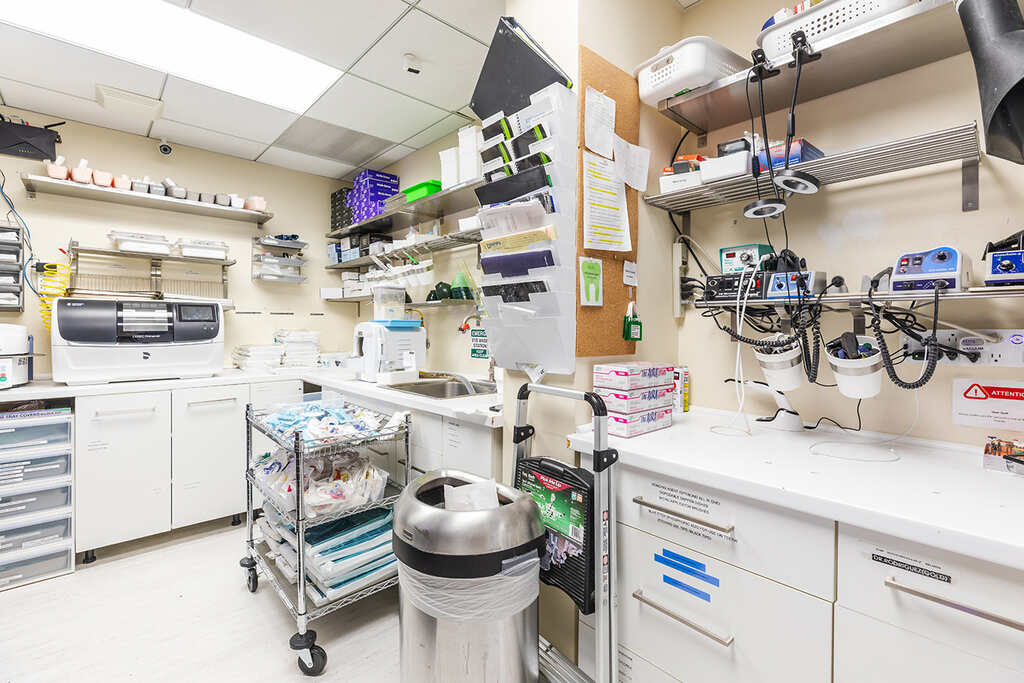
[{"left": 393, "top": 469, "right": 545, "bottom": 578}]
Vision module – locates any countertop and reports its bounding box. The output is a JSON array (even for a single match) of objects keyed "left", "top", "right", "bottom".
[
  {"left": 569, "top": 407, "right": 1024, "bottom": 572},
  {"left": 0, "top": 368, "right": 503, "bottom": 428}
]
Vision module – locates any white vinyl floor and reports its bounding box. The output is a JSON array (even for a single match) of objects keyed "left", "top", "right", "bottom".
[{"left": 0, "top": 519, "right": 400, "bottom": 683}]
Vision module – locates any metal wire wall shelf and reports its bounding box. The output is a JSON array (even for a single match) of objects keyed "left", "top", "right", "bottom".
[
  {"left": 21, "top": 173, "right": 274, "bottom": 225},
  {"left": 644, "top": 124, "right": 981, "bottom": 214},
  {"left": 241, "top": 400, "right": 410, "bottom": 676},
  {"left": 325, "top": 227, "right": 484, "bottom": 271}
]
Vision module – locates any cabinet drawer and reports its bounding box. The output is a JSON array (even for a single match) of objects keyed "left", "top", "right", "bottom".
[
  {"left": 0, "top": 541, "right": 73, "bottom": 592},
  {"left": 0, "top": 449, "right": 70, "bottom": 487},
  {"left": 617, "top": 523, "right": 832, "bottom": 683},
  {"left": 838, "top": 524, "right": 1024, "bottom": 673},
  {"left": 578, "top": 620, "right": 681, "bottom": 682},
  {"left": 0, "top": 516, "right": 71, "bottom": 553},
  {"left": 835, "top": 605, "right": 1024, "bottom": 683},
  {"left": 616, "top": 465, "right": 835, "bottom": 599},
  {"left": 410, "top": 411, "right": 442, "bottom": 451},
  {"left": 0, "top": 415, "right": 72, "bottom": 451},
  {"left": 0, "top": 482, "right": 71, "bottom": 521},
  {"left": 249, "top": 380, "right": 303, "bottom": 409}
]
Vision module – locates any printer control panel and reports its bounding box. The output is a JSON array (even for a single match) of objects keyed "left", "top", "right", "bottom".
[{"left": 56, "top": 299, "right": 220, "bottom": 344}]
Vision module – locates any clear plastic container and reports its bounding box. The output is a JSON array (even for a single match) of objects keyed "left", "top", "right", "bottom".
[
  {"left": 177, "top": 239, "right": 229, "bottom": 260},
  {"left": 372, "top": 285, "right": 407, "bottom": 320}
]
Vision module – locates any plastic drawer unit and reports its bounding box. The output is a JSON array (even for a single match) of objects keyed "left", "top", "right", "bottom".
[
  {"left": 0, "top": 447, "right": 71, "bottom": 487},
  {"left": 0, "top": 479, "right": 73, "bottom": 522},
  {"left": 0, "top": 413, "right": 72, "bottom": 452},
  {"left": 0, "top": 516, "right": 71, "bottom": 553},
  {"left": 0, "top": 539, "right": 73, "bottom": 591}
]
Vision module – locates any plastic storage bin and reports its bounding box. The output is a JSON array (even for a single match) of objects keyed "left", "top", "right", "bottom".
[
  {"left": 0, "top": 542, "right": 72, "bottom": 591},
  {"left": 0, "top": 449, "right": 71, "bottom": 487},
  {"left": 372, "top": 285, "right": 407, "bottom": 321},
  {"left": 757, "top": 0, "right": 916, "bottom": 60},
  {"left": 108, "top": 230, "right": 172, "bottom": 255},
  {"left": 634, "top": 36, "right": 751, "bottom": 107},
  {"left": 177, "top": 239, "right": 229, "bottom": 260},
  {"left": 402, "top": 180, "right": 442, "bottom": 203},
  {"left": 827, "top": 335, "right": 884, "bottom": 399},
  {"left": 0, "top": 415, "right": 72, "bottom": 451},
  {"left": 0, "top": 516, "right": 71, "bottom": 553},
  {"left": 0, "top": 483, "right": 72, "bottom": 521}
]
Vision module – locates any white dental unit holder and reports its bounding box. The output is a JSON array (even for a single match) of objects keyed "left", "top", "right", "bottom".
[
  {"left": 351, "top": 321, "right": 426, "bottom": 384},
  {"left": 50, "top": 298, "right": 224, "bottom": 385}
]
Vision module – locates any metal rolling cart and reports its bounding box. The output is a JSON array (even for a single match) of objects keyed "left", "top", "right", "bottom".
[
  {"left": 513, "top": 383, "right": 620, "bottom": 683},
  {"left": 239, "top": 400, "right": 411, "bottom": 676}
]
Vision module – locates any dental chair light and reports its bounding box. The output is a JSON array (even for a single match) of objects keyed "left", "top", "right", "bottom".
[{"left": 743, "top": 196, "right": 787, "bottom": 219}]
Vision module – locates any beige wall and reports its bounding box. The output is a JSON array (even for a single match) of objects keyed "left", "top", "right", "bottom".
[
  {"left": 0, "top": 105, "right": 353, "bottom": 372},
  {"left": 673, "top": 0, "right": 1024, "bottom": 445}
]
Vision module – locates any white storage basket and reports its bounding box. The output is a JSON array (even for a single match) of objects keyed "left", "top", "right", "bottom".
[
  {"left": 634, "top": 36, "right": 750, "bottom": 107},
  {"left": 757, "top": 0, "right": 916, "bottom": 60}
]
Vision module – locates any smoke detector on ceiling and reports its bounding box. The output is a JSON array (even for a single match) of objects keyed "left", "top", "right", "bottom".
[{"left": 403, "top": 53, "right": 422, "bottom": 75}]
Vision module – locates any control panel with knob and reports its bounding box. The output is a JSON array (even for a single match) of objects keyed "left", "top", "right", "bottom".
[
  {"left": 985, "top": 248, "right": 1024, "bottom": 286},
  {"left": 891, "top": 247, "right": 966, "bottom": 292}
]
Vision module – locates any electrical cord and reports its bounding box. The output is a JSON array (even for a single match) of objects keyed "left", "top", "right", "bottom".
[
  {"left": 669, "top": 213, "right": 710, "bottom": 277},
  {"left": 804, "top": 399, "right": 863, "bottom": 432},
  {"left": 868, "top": 273, "right": 941, "bottom": 390},
  {"left": 669, "top": 131, "right": 691, "bottom": 165}
]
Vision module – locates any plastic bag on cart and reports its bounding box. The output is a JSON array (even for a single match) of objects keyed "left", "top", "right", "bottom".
[{"left": 398, "top": 553, "right": 540, "bottom": 623}]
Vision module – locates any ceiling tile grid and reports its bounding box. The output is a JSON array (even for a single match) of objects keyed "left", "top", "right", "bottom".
[
  {"left": 274, "top": 116, "right": 396, "bottom": 167},
  {"left": 150, "top": 119, "right": 267, "bottom": 160},
  {"left": 0, "top": 77, "right": 152, "bottom": 136},
  {"left": 415, "top": 0, "right": 503, "bottom": 44},
  {"left": 159, "top": 76, "right": 298, "bottom": 144},
  {"left": 257, "top": 146, "right": 355, "bottom": 179}
]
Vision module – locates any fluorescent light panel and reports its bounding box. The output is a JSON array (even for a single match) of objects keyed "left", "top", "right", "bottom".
[{"left": 0, "top": 0, "right": 341, "bottom": 113}]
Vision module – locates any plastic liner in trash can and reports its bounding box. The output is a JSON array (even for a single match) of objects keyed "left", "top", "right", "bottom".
[{"left": 393, "top": 469, "right": 546, "bottom": 682}]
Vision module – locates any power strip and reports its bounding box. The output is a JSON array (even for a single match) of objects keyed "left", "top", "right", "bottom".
[{"left": 900, "top": 329, "right": 1024, "bottom": 366}]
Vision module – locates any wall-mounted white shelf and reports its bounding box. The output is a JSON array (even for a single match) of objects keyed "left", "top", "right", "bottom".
[
  {"left": 255, "top": 236, "right": 306, "bottom": 251},
  {"left": 325, "top": 228, "right": 483, "bottom": 271},
  {"left": 21, "top": 174, "right": 274, "bottom": 225},
  {"left": 409, "top": 299, "right": 477, "bottom": 309},
  {"left": 253, "top": 254, "right": 308, "bottom": 268},
  {"left": 658, "top": 0, "right": 969, "bottom": 135},
  {"left": 324, "top": 295, "right": 371, "bottom": 303},
  {"left": 253, "top": 273, "right": 307, "bottom": 284},
  {"left": 645, "top": 123, "right": 980, "bottom": 214},
  {"left": 326, "top": 179, "right": 483, "bottom": 239}
]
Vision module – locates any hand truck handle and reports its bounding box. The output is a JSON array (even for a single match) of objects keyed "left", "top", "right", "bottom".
[{"left": 513, "top": 383, "right": 617, "bottom": 471}]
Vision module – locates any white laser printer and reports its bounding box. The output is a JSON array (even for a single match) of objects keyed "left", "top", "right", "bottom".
[{"left": 51, "top": 298, "right": 224, "bottom": 385}]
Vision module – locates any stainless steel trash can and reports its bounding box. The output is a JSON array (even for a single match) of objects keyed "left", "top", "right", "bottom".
[{"left": 394, "top": 469, "right": 546, "bottom": 683}]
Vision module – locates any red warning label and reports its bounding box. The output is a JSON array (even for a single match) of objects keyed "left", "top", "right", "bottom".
[{"left": 963, "top": 384, "right": 989, "bottom": 399}]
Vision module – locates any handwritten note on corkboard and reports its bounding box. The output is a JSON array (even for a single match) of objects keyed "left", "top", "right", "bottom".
[{"left": 576, "top": 45, "right": 640, "bottom": 357}]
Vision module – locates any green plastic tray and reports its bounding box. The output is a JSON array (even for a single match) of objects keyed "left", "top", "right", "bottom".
[{"left": 403, "top": 180, "right": 442, "bottom": 202}]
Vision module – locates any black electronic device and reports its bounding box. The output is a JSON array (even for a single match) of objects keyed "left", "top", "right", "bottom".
[
  {"left": 0, "top": 118, "right": 63, "bottom": 160},
  {"left": 704, "top": 272, "right": 766, "bottom": 302},
  {"left": 514, "top": 457, "right": 595, "bottom": 614}
]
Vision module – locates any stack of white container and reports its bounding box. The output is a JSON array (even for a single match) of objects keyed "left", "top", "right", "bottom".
[
  {"left": 273, "top": 329, "right": 320, "bottom": 368},
  {"left": 232, "top": 344, "right": 284, "bottom": 370},
  {"left": 593, "top": 362, "right": 675, "bottom": 438}
]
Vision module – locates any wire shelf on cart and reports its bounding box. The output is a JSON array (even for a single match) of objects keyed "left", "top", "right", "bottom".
[{"left": 241, "top": 399, "right": 411, "bottom": 676}]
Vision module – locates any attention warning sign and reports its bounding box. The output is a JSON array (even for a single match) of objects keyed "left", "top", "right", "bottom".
[{"left": 953, "top": 379, "right": 1024, "bottom": 430}]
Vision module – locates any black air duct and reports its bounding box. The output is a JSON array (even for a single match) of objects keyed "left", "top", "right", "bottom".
[{"left": 957, "top": 0, "right": 1024, "bottom": 164}]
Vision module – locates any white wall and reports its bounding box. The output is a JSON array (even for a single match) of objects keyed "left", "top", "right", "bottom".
[{"left": 0, "top": 105, "right": 352, "bottom": 372}]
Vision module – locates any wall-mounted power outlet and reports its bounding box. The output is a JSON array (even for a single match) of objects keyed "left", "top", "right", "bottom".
[{"left": 901, "top": 329, "right": 1024, "bottom": 366}]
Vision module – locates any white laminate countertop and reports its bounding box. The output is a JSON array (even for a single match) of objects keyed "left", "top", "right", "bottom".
[
  {"left": 569, "top": 407, "right": 1024, "bottom": 572},
  {"left": 0, "top": 368, "right": 503, "bottom": 428}
]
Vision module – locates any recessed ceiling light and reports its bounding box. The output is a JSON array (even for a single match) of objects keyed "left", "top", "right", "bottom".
[{"left": 0, "top": 0, "right": 341, "bottom": 113}]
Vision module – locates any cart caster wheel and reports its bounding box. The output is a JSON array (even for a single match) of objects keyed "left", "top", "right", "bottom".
[
  {"left": 297, "top": 645, "right": 327, "bottom": 676},
  {"left": 246, "top": 568, "right": 258, "bottom": 593}
]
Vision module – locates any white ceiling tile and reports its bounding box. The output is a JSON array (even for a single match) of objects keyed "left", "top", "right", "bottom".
[
  {"left": 163, "top": 0, "right": 190, "bottom": 6},
  {"left": 366, "top": 145, "right": 415, "bottom": 169},
  {"left": 341, "top": 167, "right": 362, "bottom": 182},
  {"left": 416, "top": 0, "right": 503, "bottom": 44},
  {"left": 458, "top": 105, "right": 479, "bottom": 121},
  {"left": 276, "top": 117, "right": 393, "bottom": 166},
  {"left": 306, "top": 75, "right": 446, "bottom": 144},
  {"left": 258, "top": 146, "right": 354, "bottom": 179},
  {"left": 150, "top": 119, "right": 266, "bottom": 160},
  {"left": 351, "top": 9, "right": 488, "bottom": 111},
  {"left": 403, "top": 113, "right": 470, "bottom": 148},
  {"left": 0, "top": 24, "right": 165, "bottom": 101},
  {"left": 160, "top": 77, "right": 297, "bottom": 144},
  {"left": 0, "top": 78, "right": 150, "bottom": 135},
  {"left": 189, "top": 0, "right": 409, "bottom": 70}
]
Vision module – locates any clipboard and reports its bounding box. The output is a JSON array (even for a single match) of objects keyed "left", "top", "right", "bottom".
[{"left": 470, "top": 16, "right": 573, "bottom": 120}]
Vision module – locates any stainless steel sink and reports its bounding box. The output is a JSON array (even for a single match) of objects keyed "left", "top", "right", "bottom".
[{"left": 387, "top": 378, "right": 497, "bottom": 399}]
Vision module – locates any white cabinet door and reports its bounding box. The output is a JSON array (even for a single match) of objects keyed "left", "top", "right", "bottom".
[
  {"left": 835, "top": 605, "right": 1024, "bottom": 683},
  {"left": 578, "top": 620, "right": 681, "bottom": 683},
  {"left": 248, "top": 380, "right": 303, "bottom": 509},
  {"left": 442, "top": 418, "right": 498, "bottom": 478},
  {"left": 172, "top": 384, "right": 249, "bottom": 528},
  {"left": 615, "top": 523, "right": 833, "bottom": 683},
  {"left": 75, "top": 392, "right": 171, "bottom": 551}
]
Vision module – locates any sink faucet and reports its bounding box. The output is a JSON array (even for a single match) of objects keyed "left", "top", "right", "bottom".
[{"left": 447, "top": 372, "right": 477, "bottom": 395}]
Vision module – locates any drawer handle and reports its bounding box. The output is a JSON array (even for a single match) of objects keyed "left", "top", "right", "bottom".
[
  {"left": 187, "top": 397, "right": 238, "bottom": 408},
  {"left": 93, "top": 407, "right": 157, "bottom": 419},
  {"left": 885, "top": 576, "right": 1024, "bottom": 633},
  {"left": 632, "top": 589, "right": 734, "bottom": 647},
  {"left": 632, "top": 496, "right": 735, "bottom": 534}
]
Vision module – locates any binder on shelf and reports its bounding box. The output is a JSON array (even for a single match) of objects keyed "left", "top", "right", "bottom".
[{"left": 470, "top": 17, "right": 573, "bottom": 120}]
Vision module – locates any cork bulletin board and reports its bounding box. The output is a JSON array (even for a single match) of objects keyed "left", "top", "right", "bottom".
[{"left": 576, "top": 45, "right": 640, "bottom": 357}]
